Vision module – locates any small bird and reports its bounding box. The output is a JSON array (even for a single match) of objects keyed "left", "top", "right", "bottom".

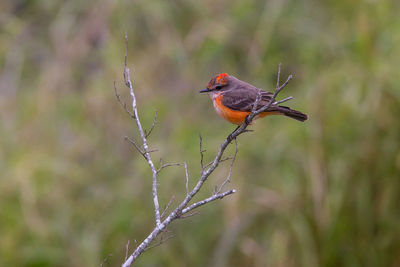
[{"left": 200, "top": 73, "right": 307, "bottom": 125}]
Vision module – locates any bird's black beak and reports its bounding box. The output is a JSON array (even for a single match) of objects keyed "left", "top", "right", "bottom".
[{"left": 199, "top": 88, "right": 210, "bottom": 93}]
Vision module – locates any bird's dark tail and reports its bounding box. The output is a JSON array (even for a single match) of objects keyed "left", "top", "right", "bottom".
[{"left": 272, "top": 106, "right": 308, "bottom": 122}]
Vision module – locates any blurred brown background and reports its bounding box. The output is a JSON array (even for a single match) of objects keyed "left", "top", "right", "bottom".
[{"left": 1, "top": 0, "right": 400, "bottom": 266}]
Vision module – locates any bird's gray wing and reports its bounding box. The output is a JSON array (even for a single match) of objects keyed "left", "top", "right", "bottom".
[{"left": 222, "top": 88, "right": 274, "bottom": 111}]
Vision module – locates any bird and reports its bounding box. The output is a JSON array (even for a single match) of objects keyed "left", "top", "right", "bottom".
[{"left": 199, "top": 73, "right": 307, "bottom": 125}]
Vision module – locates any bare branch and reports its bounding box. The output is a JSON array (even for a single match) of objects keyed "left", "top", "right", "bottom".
[
  {"left": 121, "top": 38, "right": 294, "bottom": 267},
  {"left": 277, "top": 74, "right": 293, "bottom": 92},
  {"left": 123, "top": 33, "right": 161, "bottom": 226},
  {"left": 157, "top": 159, "right": 181, "bottom": 173},
  {"left": 276, "top": 62, "right": 282, "bottom": 89},
  {"left": 273, "top": 96, "right": 293, "bottom": 105},
  {"left": 181, "top": 189, "right": 236, "bottom": 215},
  {"left": 122, "top": 60, "right": 291, "bottom": 265}
]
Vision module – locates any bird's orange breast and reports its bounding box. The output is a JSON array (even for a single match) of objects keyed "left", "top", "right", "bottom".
[{"left": 213, "top": 94, "right": 274, "bottom": 125}]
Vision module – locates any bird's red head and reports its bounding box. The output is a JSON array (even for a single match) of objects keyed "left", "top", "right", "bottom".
[
  {"left": 208, "top": 73, "right": 228, "bottom": 89},
  {"left": 200, "top": 73, "right": 229, "bottom": 93}
]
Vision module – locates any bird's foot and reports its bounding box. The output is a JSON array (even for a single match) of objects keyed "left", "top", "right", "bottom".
[
  {"left": 245, "top": 115, "right": 252, "bottom": 125},
  {"left": 227, "top": 126, "right": 240, "bottom": 142}
]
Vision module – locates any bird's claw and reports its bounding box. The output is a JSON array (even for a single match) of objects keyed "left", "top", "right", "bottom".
[
  {"left": 227, "top": 133, "right": 234, "bottom": 142},
  {"left": 245, "top": 115, "right": 252, "bottom": 125}
]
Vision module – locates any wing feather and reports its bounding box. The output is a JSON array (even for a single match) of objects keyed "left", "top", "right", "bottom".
[{"left": 222, "top": 88, "right": 275, "bottom": 111}]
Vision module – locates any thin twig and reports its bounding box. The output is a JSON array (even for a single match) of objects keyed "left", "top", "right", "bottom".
[
  {"left": 217, "top": 139, "right": 238, "bottom": 193},
  {"left": 203, "top": 161, "right": 213, "bottom": 169},
  {"left": 124, "top": 136, "right": 144, "bottom": 156},
  {"left": 157, "top": 159, "right": 181, "bottom": 173},
  {"left": 161, "top": 195, "right": 175, "bottom": 218},
  {"left": 199, "top": 134, "right": 206, "bottom": 172},
  {"left": 220, "top": 156, "right": 234, "bottom": 163},
  {"left": 181, "top": 189, "right": 236, "bottom": 215},
  {"left": 125, "top": 240, "right": 130, "bottom": 262},
  {"left": 144, "top": 234, "right": 175, "bottom": 252},
  {"left": 278, "top": 74, "right": 293, "bottom": 92},
  {"left": 99, "top": 254, "right": 112, "bottom": 267},
  {"left": 273, "top": 96, "right": 293, "bottom": 105},
  {"left": 276, "top": 62, "right": 282, "bottom": 89},
  {"left": 184, "top": 162, "right": 189, "bottom": 196},
  {"left": 114, "top": 82, "right": 136, "bottom": 119},
  {"left": 145, "top": 109, "right": 158, "bottom": 138},
  {"left": 180, "top": 211, "right": 200, "bottom": 219}
]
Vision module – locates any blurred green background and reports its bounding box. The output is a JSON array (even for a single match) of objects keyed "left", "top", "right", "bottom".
[{"left": 1, "top": 0, "right": 400, "bottom": 266}]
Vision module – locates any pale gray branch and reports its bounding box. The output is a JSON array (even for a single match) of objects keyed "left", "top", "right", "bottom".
[
  {"left": 120, "top": 36, "right": 293, "bottom": 267},
  {"left": 157, "top": 160, "right": 181, "bottom": 173},
  {"left": 273, "top": 96, "right": 293, "bottom": 105},
  {"left": 184, "top": 162, "right": 189, "bottom": 196},
  {"left": 123, "top": 33, "right": 161, "bottom": 227},
  {"left": 181, "top": 189, "right": 236, "bottom": 215},
  {"left": 276, "top": 62, "right": 282, "bottom": 89}
]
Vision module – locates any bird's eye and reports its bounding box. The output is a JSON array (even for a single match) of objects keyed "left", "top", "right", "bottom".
[{"left": 215, "top": 85, "right": 222, "bottom": 90}]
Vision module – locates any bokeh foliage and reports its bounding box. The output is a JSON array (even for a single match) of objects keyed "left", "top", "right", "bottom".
[{"left": 1, "top": 0, "right": 400, "bottom": 266}]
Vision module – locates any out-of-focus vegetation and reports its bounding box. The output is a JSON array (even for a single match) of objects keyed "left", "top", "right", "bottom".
[{"left": 1, "top": 0, "right": 400, "bottom": 266}]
